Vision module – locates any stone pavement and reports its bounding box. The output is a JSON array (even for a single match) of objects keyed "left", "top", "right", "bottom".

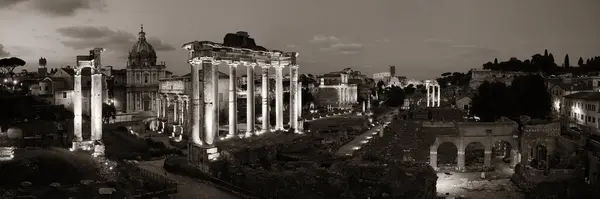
[{"left": 138, "top": 159, "right": 239, "bottom": 199}]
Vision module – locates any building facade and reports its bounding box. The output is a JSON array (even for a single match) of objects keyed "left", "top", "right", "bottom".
[
  {"left": 315, "top": 73, "right": 358, "bottom": 108},
  {"left": 562, "top": 92, "right": 600, "bottom": 134},
  {"left": 120, "top": 26, "right": 169, "bottom": 113}
]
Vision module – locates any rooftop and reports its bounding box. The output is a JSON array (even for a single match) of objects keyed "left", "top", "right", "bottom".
[{"left": 564, "top": 91, "right": 600, "bottom": 101}]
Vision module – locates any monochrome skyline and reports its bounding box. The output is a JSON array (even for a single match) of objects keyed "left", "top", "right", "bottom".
[{"left": 1, "top": 0, "right": 599, "bottom": 79}]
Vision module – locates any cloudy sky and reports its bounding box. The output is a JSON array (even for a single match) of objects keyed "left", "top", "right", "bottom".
[{"left": 1, "top": 0, "right": 599, "bottom": 79}]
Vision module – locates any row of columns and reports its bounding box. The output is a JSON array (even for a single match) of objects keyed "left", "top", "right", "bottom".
[
  {"left": 429, "top": 146, "right": 518, "bottom": 171},
  {"left": 155, "top": 94, "right": 188, "bottom": 133},
  {"left": 338, "top": 86, "right": 358, "bottom": 106},
  {"left": 425, "top": 80, "right": 440, "bottom": 107},
  {"left": 72, "top": 49, "right": 105, "bottom": 157},
  {"left": 187, "top": 57, "right": 302, "bottom": 147}
]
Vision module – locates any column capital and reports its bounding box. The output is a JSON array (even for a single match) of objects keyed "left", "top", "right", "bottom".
[
  {"left": 246, "top": 62, "right": 257, "bottom": 68},
  {"left": 227, "top": 61, "right": 241, "bottom": 67},
  {"left": 259, "top": 63, "right": 271, "bottom": 69},
  {"left": 212, "top": 60, "right": 222, "bottom": 65},
  {"left": 290, "top": 64, "right": 299, "bottom": 69}
]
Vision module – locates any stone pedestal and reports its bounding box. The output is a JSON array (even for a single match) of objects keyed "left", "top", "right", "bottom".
[
  {"left": 429, "top": 151, "right": 438, "bottom": 171},
  {"left": 72, "top": 140, "right": 94, "bottom": 151},
  {"left": 92, "top": 144, "right": 105, "bottom": 158},
  {"left": 188, "top": 143, "right": 220, "bottom": 173},
  {"left": 457, "top": 151, "right": 465, "bottom": 171},
  {"left": 484, "top": 150, "right": 492, "bottom": 168}
]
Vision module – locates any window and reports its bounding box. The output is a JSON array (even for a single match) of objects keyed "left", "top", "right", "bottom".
[
  {"left": 463, "top": 105, "right": 469, "bottom": 110},
  {"left": 485, "top": 129, "right": 492, "bottom": 134},
  {"left": 63, "top": 92, "right": 67, "bottom": 98},
  {"left": 144, "top": 73, "right": 149, "bottom": 83},
  {"left": 44, "top": 86, "right": 48, "bottom": 91}
]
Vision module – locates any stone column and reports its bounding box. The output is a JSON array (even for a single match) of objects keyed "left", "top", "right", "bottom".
[
  {"left": 203, "top": 58, "right": 219, "bottom": 145},
  {"left": 179, "top": 97, "right": 185, "bottom": 124},
  {"left": 484, "top": 149, "right": 492, "bottom": 168},
  {"left": 173, "top": 98, "right": 178, "bottom": 124},
  {"left": 437, "top": 85, "right": 441, "bottom": 107},
  {"left": 261, "top": 64, "right": 270, "bottom": 133},
  {"left": 430, "top": 150, "right": 438, "bottom": 171},
  {"left": 297, "top": 82, "right": 303, "bottom": 132},
  {"left": 425, "top": 84, "right": 430, "bottom": 107},
  {"left": 510, "top": 149, "right": 519, "bottom": 168},
  {"left": 274, "top": 64, "right": 284, "bottom": 130},
  {"left": 228, "top": 62, "right": 238, "bottom": 138},
  {"left": 289, "top": 65, "right": 298, "bottom": 131},
  {"left": 73, "top": 73, "right": 83, "bottom": 142},
  {"left": 246, "top": 62, "right": 256, "bottom": 136},
  {"left": 457, "top": 150, "right": 465, "bottom": 171},
  {"left": 157, "top": 95, "right": 162, "bottom": 118},
  {"left": 91, "top": 72, "right": 103, "bottom": 141},
  {"left": 189, "top": 59, "right": 202, "bottom": 145}
]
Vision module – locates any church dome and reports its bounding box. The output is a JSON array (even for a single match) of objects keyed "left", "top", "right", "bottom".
[{"left": 128, "top": 25, "right": 157, "bottom": 67}]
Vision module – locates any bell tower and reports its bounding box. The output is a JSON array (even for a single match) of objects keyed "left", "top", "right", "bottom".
[{"left": 38, "top": 57, "right": 47, "bottom": 77}]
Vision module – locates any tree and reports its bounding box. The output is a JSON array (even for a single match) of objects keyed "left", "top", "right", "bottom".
[
  {"left": 376, "top": 80, "right": 385, "bottom": 89},
  {"left": 544, "top": 49, "right": 548, "bottom": 57},
  {"left": 384, "top": 86, "right": 406, "bottom": 107},
  {"left": 441, "top": 72, "right": 451, "bottom": 77},
  {"left": 510, "top": 75, "right": 551, "bottom": 119},
  {"left": 470, "top": 81, "right": 514, "bottom": 122},
  {"left": 494, "top": 58, "right": 498, "bottom": 65},
  {"left": 0, "top": 57, "right": 26, "bottom": 77},
  {"left": 403, "top": 84, "right": 416, "bottom": 96},
  {"left": 578, "top": 57, "right": 584, "bottom": 67},
  {"left": 102, "top": 103, "right": 116, "bottom": 123},
  {"left": 564, "top": 54, "right": 570, "bottom": 68}
]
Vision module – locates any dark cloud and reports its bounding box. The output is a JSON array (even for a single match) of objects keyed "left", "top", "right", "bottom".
[
  {"left": 0, "top": 44, "right": 11, "bottom": 57},
  {"left": 423, "top": 37, "right": 453, "bottom": 44},
  {"left": 309, "top": 35, "right": 340, "bottom": 43},
  {"left": 321, "top": 43, "right": 364, "bottom": 55},
  {"left": 0, "top": 0, "right": 105, "bottom": 17},
  {"left": 56, "top": 26, "right": 175, "bottom": 59},
  {"left": 0, "top": 0, "right": 26, "bottom": 8}
]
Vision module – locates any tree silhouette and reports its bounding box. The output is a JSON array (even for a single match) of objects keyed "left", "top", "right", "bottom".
[
  {"left": 403, "top": 84, "right": 416, "bottom": 95},
  {"left": 102, "top": 103, "right": 116, "bottom": 123},
  {"left": 494, "top": 58, "right": 498, "bottom": 65},
  {"left": 544, "top": 49, "right": 548, "bottom": 57},
  {"left": 470, "top": 75, "right": 551, "bottom": 121},
  {"left": 0, "top": 57, "right": 26, "bottom": 77},
  {"left": 564, "top": 54, "right": 570, "bottom": 68},
  {"left": 383, "top": 86, "right": 406, "bottom": 107},
  {"left": 578, "top": 57, "right": 584, "bottom": 67}
]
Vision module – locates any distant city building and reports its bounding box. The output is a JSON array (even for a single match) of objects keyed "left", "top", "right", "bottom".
[
  {"left": 468, "top": 68, "right": 531, "bottom": 89},
  {"left": 561, "top": 92, "right": 600, "bottom": 134},
  {"left": 315, "top": 72, "right": 357, "bottom": 108},
  {"left": 112, "top": 25, "right": 170, "bottom": 113}
]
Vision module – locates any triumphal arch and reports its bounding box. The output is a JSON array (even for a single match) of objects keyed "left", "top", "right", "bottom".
[
  {"left": 428, "top": 117, "right": 520, "bottom": 171},
  {"left": 182, "top": 40, "right": 301, "bottom": 172},
  {"left": 72, "top": 48, "right": 105, "bottom": 157}
]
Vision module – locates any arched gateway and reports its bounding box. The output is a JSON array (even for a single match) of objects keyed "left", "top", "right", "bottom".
[{"left": 428, "top": 118, "right": 520, "bottom": 171}]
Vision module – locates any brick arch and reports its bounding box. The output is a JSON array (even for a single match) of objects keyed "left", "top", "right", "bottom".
[
  {"left": 431, "top": 136, "right": 460, "bottom": 152},
  {"left": 491, "top": 137, "right": 517, "bottom": 151}
]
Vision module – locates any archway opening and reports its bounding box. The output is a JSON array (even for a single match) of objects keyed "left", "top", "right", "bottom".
[
  {"left": 142, "top": 95, "right": 151, "bottom": 111},
  {"left": 116, "top": 126, "right": 129, "bottom": 134},
  {"left": 492, "top": 140, "right": 512, "bottom": 162},
  {"left": 465, "top": 142, "right": 485, "bottom": 167},
  {"left": 531, "top": 144, "right": 548, "bottom": 170},
  {"left": 437, "top": 142, "right": 458, "bottom": 168}
]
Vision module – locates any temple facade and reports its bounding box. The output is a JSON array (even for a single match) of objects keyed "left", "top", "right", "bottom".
[{"left": 315, "top": 73, "right": 358, "bottom": 108}]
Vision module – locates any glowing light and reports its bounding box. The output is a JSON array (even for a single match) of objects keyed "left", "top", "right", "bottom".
[
  {"left": 360, "top": 140, "right": 368, "bottom": 144},
  {"left": 352, "top": 146, "right": 361, "bottom": 150},
  {"left": 12, "top": 80, "right": 17, "bottom": 84},
  {"left": 3, "top": 79, "right": 7, "bottom": 83}
]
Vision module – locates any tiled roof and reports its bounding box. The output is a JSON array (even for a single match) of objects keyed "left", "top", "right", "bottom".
[
  {"left": 564, "top": 92, "right": 600, "bottom": 101},
  {"left": 555, "top": 82, "right": 593, "bottom": 91}
]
